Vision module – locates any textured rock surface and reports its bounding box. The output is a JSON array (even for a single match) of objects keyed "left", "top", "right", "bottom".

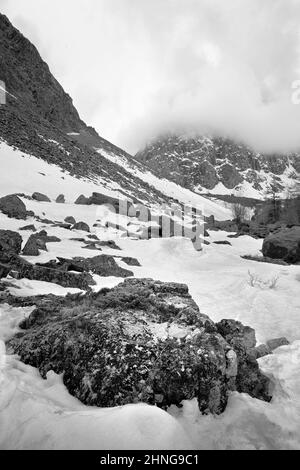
[
  {"left": 0, "top": 229, "right": 22, "bottom": 255},
  {"left": 56, "top": 194, "right": 65, "bottom": 204},
  {"left": 0, "top": 194, "right": 33, "bottom": 219},
  {"left": 32, "top": 192, "right": 51, "bottom": 202},
  {"left": 262, "top": 226, "right": 300, "bottom": 263},
  {"left": 72, "top": 222, "right": 90, "bottom": 232},
  {"left": 37, "top": 255, "right": 134, "bottom": 278},
  {"left": 7, "top": 279, "right": 271, "bottom": 414}
]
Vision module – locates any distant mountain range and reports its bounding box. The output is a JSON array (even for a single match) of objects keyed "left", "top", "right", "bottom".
[{"left": 135, "top": 134, "right": 300, "bottom": 200}]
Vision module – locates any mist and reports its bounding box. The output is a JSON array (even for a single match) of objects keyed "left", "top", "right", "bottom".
[{"left": 1, "top": 0, "right": 300, "bottom": 154}]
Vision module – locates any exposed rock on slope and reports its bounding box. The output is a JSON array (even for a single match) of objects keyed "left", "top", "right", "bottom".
[
  {"left": 8, "top": 278, "right": 271, "bottom": 414},
  {"left": 0, "top": 13, "right": 172, "bottom": 207}
]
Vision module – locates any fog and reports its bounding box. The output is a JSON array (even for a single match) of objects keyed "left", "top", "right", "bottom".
[{"left": 1, "top": 0, "right": 300, "bottom": 154}]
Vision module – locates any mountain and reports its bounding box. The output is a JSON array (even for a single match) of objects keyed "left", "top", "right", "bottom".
[
  {"left": 0, "top": 13, "right": 231, "bottom": 219},
  {"left": 135, "top": 133, "right": 300, "bottom": 200}
]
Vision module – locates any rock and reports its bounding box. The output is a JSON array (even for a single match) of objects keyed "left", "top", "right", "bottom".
[
  {"left": 38, "top": 254, "right": 133, "bottom": 278},
  {"left": 75, "top": 195, "right": 90, "bottom": 205},
  {"left": 22, "top": 231, "right": 61, "bottom": 256},
  {"left": 216, "top": 319, "right": 270, "bottom": 402},
  {"left": 72, "top": 222, "right": 90, "bottom": 232},
  {"left": 0, "top": 263, "right": 11, "bottom": 279},
  {"left": 266, "top": 337, "right": 290, "bottom": 351},
  {"left": 97, "top": 240, "right": 121, "bottom": 250},
  {"left": 262, "top": 226, "right": 300, "bottom": 264},
  {"left": 0, "top": 194, "right": 33, "bottom": 220},
  {"left": 0, "top": 230, "right": 23, "bottom": 255},
  {"left": 218, "top": 164, "right": 243, "bottom": 189},
  {"left": 19, "top": 224, "right": 37, "bottom": 232},
  {"left": 32, "top": 192, "right": 51, "bottom": 202},
  {"left": 22, "top": 235, "right": 42, "bottom": 256},
  {"left": 8, "top": 278, "right": 271, "bottom": 414},
  {"left": 56, "top": 194, "right": 65, "bottom": 203},
  {"left": 64, "top": 216, "right": 76, "bottom": 225},
  {"left": 121, "top": 257, "right": 141, "bottom": 267},
  {"left": 213, "top": 241, "right": 232, "bottom": 246}
]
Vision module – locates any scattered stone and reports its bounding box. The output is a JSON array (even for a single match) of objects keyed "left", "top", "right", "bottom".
[
  {"left": 65, "top": 216, "right": 76, "bottom": 225},
  {"left": 266, "top": 337, "right": 290, "bottom": 351},
  {"left": 32, "top": 192, "right": 51, "bottom": 202},
  {"left": 75, "top": 195, "right": 90, "bottom": 205},
  {"left": 8, "top": 278, "right": 271, "bottom": 414},
  {"left": 121, "top": 257, "right": 141, "bottom": 267},
  {"left": 19, "top": 224, "right": 37, "bottom": 232},
  {"left": 72, "top": 222, "right": 90, "bottom": 232},
  {"left": 97, "top": 240, "right": 121, "bottom": 250},
  {"left": 22, "top": 231, "right": 61, "bottom": 256},
  {"left": 56, "top": 194, "right": 65, "bottom": 203}
]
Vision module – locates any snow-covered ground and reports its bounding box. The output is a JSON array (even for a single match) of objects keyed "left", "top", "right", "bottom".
[{"left": 1, "top": 142, "right": 300, "bottom": 449}]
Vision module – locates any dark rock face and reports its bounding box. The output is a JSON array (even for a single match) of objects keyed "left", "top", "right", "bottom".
[
  {"left": 0, "top": 194, "right": 33, "bottom": 219},
  {"left": 8, "top": 279, "right": 271, "bottom": 414},
  {"left": 75, "top": 195, "right": 90, "bottom": 205},
  {"left": 213, "top": 241, "right": 232, "bottom": 246},
  {"left": 37, "top": 255, "right": 133, "bottom": 278},
  {"left": 0, "top": 229, "right": 22, "bottom": 255},
  {"left": 216, "top": 320, "right": 270, "bottom": 402},
  {"left": 262, "top": 226, "right": 300, "bottom": 263},
  {"left": 32, "top": 192, "right": 51, "bottom": 202},
  {"left": 121, "top": 257, "right": 141, "bottom": 267},
  {"left": 22, "top": 230, "right": 61, "bottom": 256},
  {"left": 65, "top": 216, "right": 76, "bottom": 225},
  {"left": 72, "top": 222, "right": 90, "bottom": 232},
  {"left": 19, "top": 224, "right": 37, "bottom": 232},
  {"left": 56, "top": 194, "right": 65, "bottom": 203},
  {"left": 135, "top": 134, "right": 299, "bottom": 195}
]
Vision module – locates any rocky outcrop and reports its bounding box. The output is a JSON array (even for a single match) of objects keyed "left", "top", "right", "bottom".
[
  {"left": 7, "top": 279, "right": 271, "bottom": 414},
  {"left": 19, "top": 224, "right": 37, "bottom": 232},
  {"left": 0, "top": 194, "right": 33, "bottom": 219},
  {"left": 262, "top": 226, "right": 300, "bottom": 263},
  {"left": 135, "top": 134, "right": 299, "bottom": 196},
  {"left": 37, "top": 254, "right": 133, "bottom": 278},
  {"left": 32, "top": 192, "right": 51, "bottom": 202}
]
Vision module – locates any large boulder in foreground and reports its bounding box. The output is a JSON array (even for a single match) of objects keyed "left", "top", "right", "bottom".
[
  {"left": 0, "top": 194, "right": 33, "bottom": 219},
  {"left": 8, "top": 279, "right": 271, "bottom": 414},
  {"left": 262, "top": 226, "right": 300, "bottom": 263}
]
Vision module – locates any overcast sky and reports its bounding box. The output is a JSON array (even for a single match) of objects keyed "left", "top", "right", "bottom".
[{"left": 1, "top": 0, "right": 300, "bottom": 154}]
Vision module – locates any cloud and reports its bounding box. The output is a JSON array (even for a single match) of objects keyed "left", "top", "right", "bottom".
[{"left": 2, "top": 0, "right": 300, "bottom": 154}]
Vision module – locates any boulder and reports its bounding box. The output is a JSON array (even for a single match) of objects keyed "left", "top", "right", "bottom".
[
  {"left": 64, "top": 216, "right": 76, "bottom": 225},
  {"left": 56, "top": 194, "right": 65, "bottom": 204},
  {"left": 8, "top": 278, "right": 271, "bottom": 414},
  {"left": 121, "top": 257, "right": 141, "bottom": 267},
  {"left": 75, "top": 195, "right": 90, "bottom": 205},
  {"left": 262, "top": 226, "right": 300, "bottom": 263},
  {"left": 72, "top": 222, "right": 90, "bottom": 232},
  {"left": 22, "top": 231, "right": 61, "bottom": 256},
  {"left": 32, "top": 192, "right": 51, "bottom": 202},
  {"left": 213, "top": 241, "right": 232, "bottom": 246},
  {"left": 0, "top": 194, "right": 33, "bottom": 220},
  {"left": 0, "top": 230, "right": 23, "bottom": 255}
]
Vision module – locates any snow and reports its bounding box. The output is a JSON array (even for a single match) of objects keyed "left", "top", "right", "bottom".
[
  {"left": 1, "top": 139, "right": 300, "bottom": 449},
  {"left": 98, "top": 148, "right": 232, "bottom": 220}
]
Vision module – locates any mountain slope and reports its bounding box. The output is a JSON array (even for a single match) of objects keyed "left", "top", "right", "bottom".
[
  {"left": 0, "top": 13, "right": 231, "bottom": 219},
  {"left": 135, "top": 134, "right": 300, "bottom": 200}
]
